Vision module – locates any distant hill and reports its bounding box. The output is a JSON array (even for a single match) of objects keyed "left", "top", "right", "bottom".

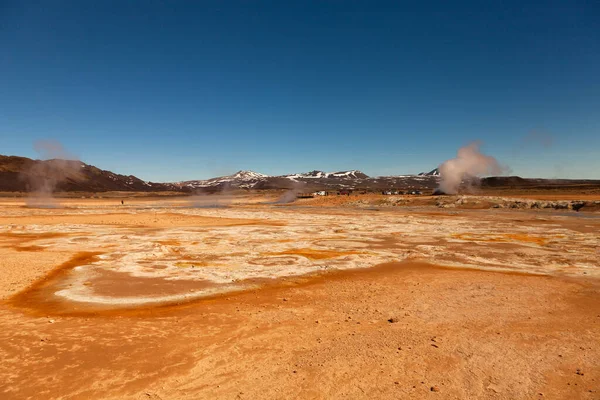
[
  {"left": 0, "top": 155, "right": 177, "bottom": 192},
  {"left": 480, "top": 176, "right": 600, "bottom": 189}
]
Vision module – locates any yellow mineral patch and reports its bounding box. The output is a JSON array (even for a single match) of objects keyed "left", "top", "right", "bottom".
[
  {"left": 312, "top": 236, "right": 349, "bottom": 242},
  {"left": 452, "top": 233, "right": 550, "bottom": 246},
  {"left": 500, "top": 233, "right": 549, "bottom": 245},
  {"left": 0, "top": 231, "right": 70, "bottom": 243},
  {"left": 14, "top": 245, "right": 46, "bottom": 252},
  {"left": 157, "top": 239, "right": 182, "bottom": 246},
  {"left": 267, "top": 248, "right": 365, "bottom": 260},
  {"left": 174, "top": 261, "right": 209, "bottom": 268}
]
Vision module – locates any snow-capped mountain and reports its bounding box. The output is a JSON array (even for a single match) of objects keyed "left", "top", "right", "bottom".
[
  {"left": 175, "top": 168, "right": 441, "bottom": 191},
  {"left": 177, "top": 169, "right": 373, "bottom": 190},
  {"left": 418, "top": 168, "right": 440, "bottom": 177},
  {"left": 329, "top": 170, "right": 370, "bottom": 179},
  {"left": 230, "top": 170, "right": 269, "bottom": 180},
  {"left": 177, "top": 170, "right": 270, "bottom": 189},
  {"left": 284, "top": 170, "right": 369, "bottom": 181}
]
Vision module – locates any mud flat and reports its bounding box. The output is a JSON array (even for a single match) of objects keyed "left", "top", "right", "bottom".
[{"left": 0, "top": 196, "right": 598, "bottom": 399}]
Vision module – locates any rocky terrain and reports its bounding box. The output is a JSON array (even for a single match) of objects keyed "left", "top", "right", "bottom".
[
  {"left": 337, "top": 194, "right": 600, "bottom": 212},
  {"left": 434, "top": 195, "right": 600, "bottom": 212}
]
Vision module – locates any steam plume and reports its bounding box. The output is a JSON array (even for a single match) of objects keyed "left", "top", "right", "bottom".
[
  {"left": 437, "top": 142, "right": 504, "bottom": 194},
  {"left": 188, "top": 185, "right": 235, "bottom": 208},
  {"left": 274, "top": 181, "right": 306, "bottom": 204},
  {"left": 275, "top": 189, "right": 299, "bottom": 204},
  {"left": 25, "top": 140, "right": 79, "bottom": 207}
]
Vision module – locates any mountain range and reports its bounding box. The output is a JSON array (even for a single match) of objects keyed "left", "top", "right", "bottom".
[
  {"left": 0, "top": 154, "right": 441, "bottom": 193},
  {"left": 174, "top": 169, "right": 439, "bottom": 191},
  {"left": 1, "top": 154, "right": 598, "bottom": 193}
]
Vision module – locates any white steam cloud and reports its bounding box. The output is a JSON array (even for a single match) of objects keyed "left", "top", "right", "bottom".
[
  {"left": 274, "top": 180, "right": 307, "bottom": 204},
  {"left": 25, "top": 140, "right": 79, "bottom": 208},
  {"left": 437, "top": 141, "right": 505, "bottom": 194}
]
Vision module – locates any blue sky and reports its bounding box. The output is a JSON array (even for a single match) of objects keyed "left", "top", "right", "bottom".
[{"left": 1, "top": 1, "right": 598, "bottom": 181}]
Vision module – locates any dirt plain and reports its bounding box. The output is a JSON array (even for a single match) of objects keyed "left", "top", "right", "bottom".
[{"left": 0, "top": 192, "right": 599, "bottom": 399}]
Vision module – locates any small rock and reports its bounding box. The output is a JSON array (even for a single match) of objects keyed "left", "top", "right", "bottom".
[
  {"left": 487, "top": 384, "right": 501, "bottom": 393},
  {"left": 48, "top": 319, "right": 55, "bottom": 324},
  {"left": 431, "top": 386, "right": 440, "bottom": 392},
  {"left": 388, "top": 317, "right": 399, "bottom": 323},
  {"left": 576, "top": 369, "right": 584, "bottom": 376}
]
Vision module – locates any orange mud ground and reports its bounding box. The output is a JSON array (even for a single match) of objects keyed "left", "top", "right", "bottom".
[{"left": 0, "top": 196, "right": 599, "bottom": 399}]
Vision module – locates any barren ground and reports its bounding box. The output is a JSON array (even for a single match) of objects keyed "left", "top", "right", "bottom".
[{"left": 0, "top": 194, "right": 598, "bottom": 399}]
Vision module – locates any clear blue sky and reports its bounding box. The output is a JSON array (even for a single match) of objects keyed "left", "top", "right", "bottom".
[{"left": 1, "top": 1, "right": 598, "bottom": 181}]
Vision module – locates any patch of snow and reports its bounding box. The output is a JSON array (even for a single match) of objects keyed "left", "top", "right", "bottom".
[{"left": 231, "top": 170, "right": 269, "bottom": 180}]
